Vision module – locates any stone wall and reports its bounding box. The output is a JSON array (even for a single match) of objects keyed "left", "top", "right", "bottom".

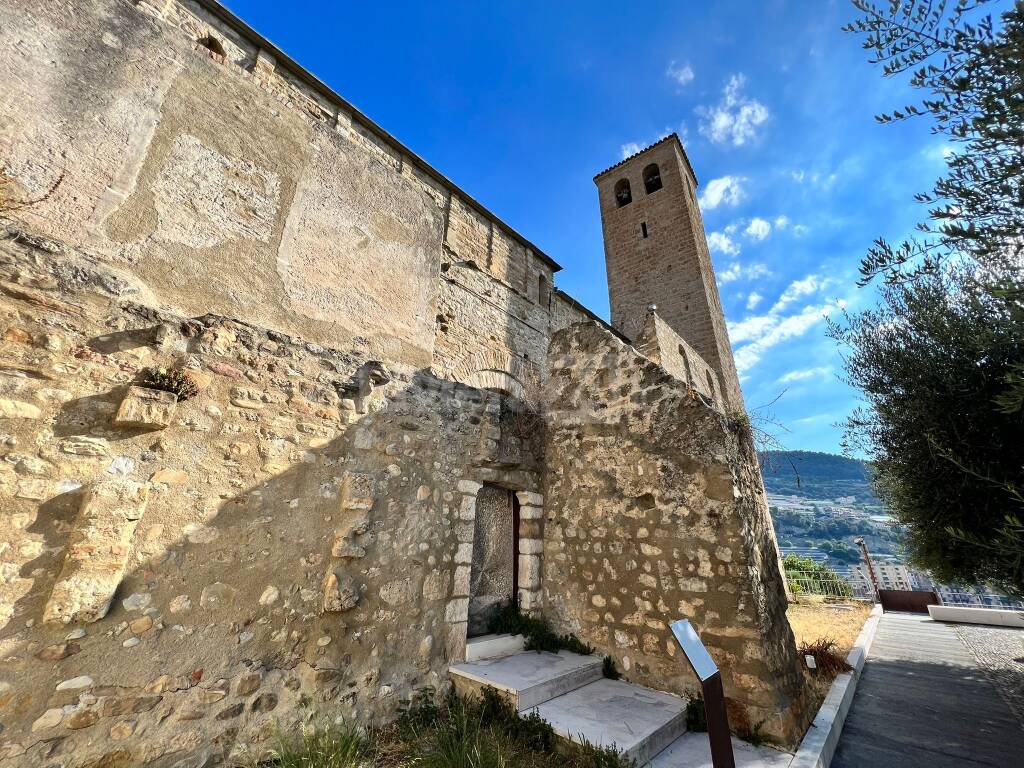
[
  {"left": 635, "top": 309, "right": 722, "bottom": 406},
  {"left": 0, "top": 235, "right": 541, "bottom": 766},
  {"left": 0, "top": 0, "right": 814, "bottom": 763},
  {"left": 0, "top": 0, "right": 560, "bottom": 371},
  {"left": 542, "top": 322, "right": 808, "bottom": 745}
]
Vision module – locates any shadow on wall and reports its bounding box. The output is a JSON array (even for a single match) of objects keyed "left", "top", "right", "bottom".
[{"left": 2, "top": 334, "right": 537, "bottom": 767}]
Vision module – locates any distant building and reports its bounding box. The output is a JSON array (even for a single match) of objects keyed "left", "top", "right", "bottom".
[{"left": 849, "top": 563, "right": 927, "bottom": 596}]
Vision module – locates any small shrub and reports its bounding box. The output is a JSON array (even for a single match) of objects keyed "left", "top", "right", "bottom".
[
  {"left": 726, "top": 410, "right": 752, "bottom": 437},
  {"left": 685, "top": 696, "right": 707, "bottom": 732},
  {"left": 425, "top": 696, "right": 505, "bottom": 768},
  {"left": 268, "top": 718, "right": 371, "bottom": 768},
  {"left": 569, "top": 736, "right": 637, "bottom": 768},
  {"left": 396, "top": 686, "right": 441, "bottom": 739},
  {"left": 137, "top": 366, "right": 199, "bottom": 401},
  {"left": 601, "top": 655, "right": 621, "bottom": 680},
  {"left": 487, "top": 599, "right": 593, "bottom": 656},
  {"left": 798, "top": 637, "right": 851, "bottom": 676},
  {"left": 478, "top": 688, "right": 555, "bottom": 753}
]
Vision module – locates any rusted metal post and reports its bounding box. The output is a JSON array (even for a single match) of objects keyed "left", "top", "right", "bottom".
[
  {"left": 670, "top": 619, "right": 736, "bottom": 768},
  {"left": 855, "top": 536, "right": 880, "bottom": 600}
]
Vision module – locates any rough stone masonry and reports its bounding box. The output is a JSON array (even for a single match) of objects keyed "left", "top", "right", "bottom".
[{"left": 0, "top": 0, "right": 808, "bottom": 765}]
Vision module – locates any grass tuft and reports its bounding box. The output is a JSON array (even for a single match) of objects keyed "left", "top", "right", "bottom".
[
  {"left": 267, "top": 718, "right": 372, "bottom": 768},
  {"left": 601, "top": 655, "right": 621, "bottom": 680}
]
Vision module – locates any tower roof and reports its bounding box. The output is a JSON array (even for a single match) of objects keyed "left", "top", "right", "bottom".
[{"left": 592, "top": 133, "right": 698, "bottom": 186}]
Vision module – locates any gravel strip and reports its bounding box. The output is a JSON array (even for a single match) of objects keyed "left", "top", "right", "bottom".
[{"left": 954, "top": 622, "right": 1024, "bottom": 728}]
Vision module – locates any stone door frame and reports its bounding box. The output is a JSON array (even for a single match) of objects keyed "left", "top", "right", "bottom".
[{"left": 446, "top": 479, "right": 544, "bottom": 662}]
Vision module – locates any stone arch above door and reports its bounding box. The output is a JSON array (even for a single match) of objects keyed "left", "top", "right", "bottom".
[{"left": 443, "top": 349, "right": 539, "bottom": 399}]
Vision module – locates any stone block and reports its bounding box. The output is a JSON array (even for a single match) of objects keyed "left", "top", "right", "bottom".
[
  {"left": 519, "top": 538, "right": 543, "bottom": 555},
  {"left": 517, "top": 491, "right": 543, "bottom": 506},
  {"left": 518, "top": 589, "right": 542, "bottom": 612},
  {"left": 452, "top": 565, "right": 472, "bottom": 597},
  {"left": 518, "top": 554, "right": 541, "bottom": 589},
  {"left": 445, "top": 597, "right": 469, "bottom": 623},
  {"left": 114, "top": 386, "right": 177, "bottom": 429},
  {"left": 423, "top": 571, "right": 449, "bottom": 601},
  {"left": 341, "top": 471, "right": 375, "bottom": 510},
  {"left": 458, "top": 495, "right": 477, "bottom": 520},
  {"left": 455, "top": 543, "right": 473, "bottom": 564},
  {"left": 43, "top": 480, "right": 149, "bottom": 624},
  {"left": 457, "top": 479, "right": 482, "bottom": 494},
  {"left": 322, "top": 571, "right": 359, "bottom": 612},
  {"left": 519, "top": 504, "right": 543, "bottom": 520}
]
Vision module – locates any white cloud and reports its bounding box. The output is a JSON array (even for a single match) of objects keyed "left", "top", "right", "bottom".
[
  {"left": 666, "top": 60, "right": 695, "bottom": 87},
  {"left": 745, "top": 217, "right": 771, "bottom": 241},
  {"left": 792, "top": 224, "right": 810, "bottom": 237},
  {"left": 620, "top": 142, "right": 642, "bottom": 159},
  {"left": 774, "top": 215, "right": 789, "bottom": 230},
  {"left": 708, "top": 232, "right": 741, "bottom": 257},
  {"left": 699, "top": 175, "right": 746, "bottom": 210},
  {"left": 727, "top": 274, "right": 841, "bottom": 373},
  {"left": 698, "top": 74, "right": 769, "bottom": 147},
  {"left": 924, "top": 143, "right": 954, "bottom": 163},
  {"left": 619, "top": 125, "right": 685, "bottom": 161},
  {"left": 771, "top": 274, "right": 829, "bottom": 312},
  {"left": 719, "top": 261, "right": 770, "bottom": 283},
  {"left": 777, "top": 366, "right": 833, "bottom": 384},
  {"left": 746, "top": 292, "right": 763, "bottom": 310},
  {"left": 732, "top": 303, "right": 838, "bottom": 373},
  {"left": 789, "top": 168, "right": 838, "bottom": 190}
]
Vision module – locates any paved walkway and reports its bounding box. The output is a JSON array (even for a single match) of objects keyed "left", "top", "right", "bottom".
[{"left": 832, "top": 612, "right": 1024, "bottom": 767}]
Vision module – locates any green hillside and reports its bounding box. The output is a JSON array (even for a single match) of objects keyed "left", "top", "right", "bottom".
[
  {"left": 759, "top": 450, "right": 879, "bottom": 503},
  {"left": 759, "top": 450, "right": 901, "bottom": 561}
]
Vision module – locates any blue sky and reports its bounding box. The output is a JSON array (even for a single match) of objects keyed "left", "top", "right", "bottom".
[{"left": 225, "top": 0, "right": 962, "bottom": 454}]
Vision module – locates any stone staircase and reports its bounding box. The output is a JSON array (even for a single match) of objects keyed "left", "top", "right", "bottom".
[{"left": 450, "top": 635, "right": 793, "bottom": 768}]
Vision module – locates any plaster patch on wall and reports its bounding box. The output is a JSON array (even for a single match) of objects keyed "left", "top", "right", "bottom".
[
  {"left": 152, "top": 134, "right": 280, "bottom": 248},
  {"left": 276, "top": 132, "right": 442, "bottom": 354}
]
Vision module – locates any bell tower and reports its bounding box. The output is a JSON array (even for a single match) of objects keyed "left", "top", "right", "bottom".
[{"left": 595, "top": 134, "right": 744, "bottom": 410}]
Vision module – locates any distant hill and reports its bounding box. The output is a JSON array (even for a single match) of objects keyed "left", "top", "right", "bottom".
[{"left": 758, "top": 450, "right": 879, "bottom": 503}]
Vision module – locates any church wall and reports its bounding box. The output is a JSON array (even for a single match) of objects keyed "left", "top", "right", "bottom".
[
  {"left": 0, "top": 0, "right": 813, "bottom": 763},
  {"left": 0, "top": 0, "right": 559, "bottom": 373},
  {"left": 543, "top": 322, "right": 810, "bottom": 746},
  {"left": 0, "top": 235, "right": 542, "bottom": 766}
]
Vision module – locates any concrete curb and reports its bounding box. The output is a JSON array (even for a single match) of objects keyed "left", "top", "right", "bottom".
[
  {"left": 926, "top": 604, "right": 1024, "bottom": 628},
  {"left": 788, "top": 603, "right": 883, "bottom": 768}
]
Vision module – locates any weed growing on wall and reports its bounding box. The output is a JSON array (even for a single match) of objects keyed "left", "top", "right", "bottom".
[
  {"left": 487, "top": 599, "right": 594, "bottom": 655},
  {"left": 137, "top": 366, "right": 200, "bottom": 401}
]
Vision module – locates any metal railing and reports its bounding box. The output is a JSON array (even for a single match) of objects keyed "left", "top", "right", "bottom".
[
  {"left": 786, "top": 570, "right": 854, "bottom": 598},
  {"left": 938, "top": 591, "right": 1024, "bottom": 610}
]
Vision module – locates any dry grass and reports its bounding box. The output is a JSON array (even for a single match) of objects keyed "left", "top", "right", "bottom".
[
  {"left": 787, "top": 596, "right": 872, "bottom": 712},
  {"left": 788, "top": 596, "right": 872, "bottom": 657}
]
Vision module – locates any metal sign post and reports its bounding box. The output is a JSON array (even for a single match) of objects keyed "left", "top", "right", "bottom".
[{"left": 670, "top": 619, "right": 736, "bottom": 768}]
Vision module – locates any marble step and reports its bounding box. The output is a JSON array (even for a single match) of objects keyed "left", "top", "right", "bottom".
[
  {"left": 533, "top": 677, "right": 688, "bottom": 766},
  {"left": 649, "top": 732, "right": 793, "bottom": 767},
  {"left": 465, "top": 633, "right": 526, "bottom": 662},
  {"left": 449, "top": 649, "right": 603, "bottom": 710}
]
